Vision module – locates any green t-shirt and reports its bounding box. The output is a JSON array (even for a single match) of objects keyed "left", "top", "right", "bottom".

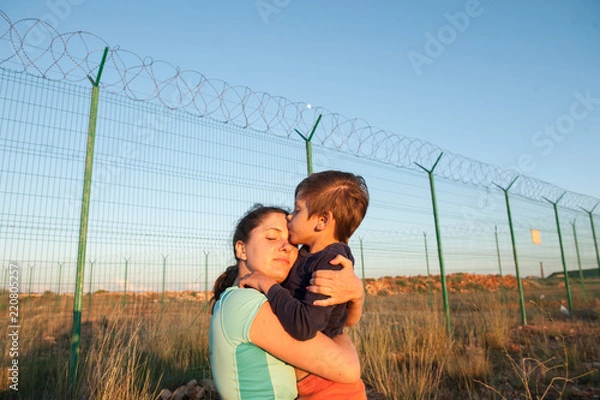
[{"left": 210, "top": 286, "right": 297, "bottom": 400}]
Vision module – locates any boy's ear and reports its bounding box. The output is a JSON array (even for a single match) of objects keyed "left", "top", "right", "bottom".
[
  {"left": 315, "top": 211, "right": 333, "bottom": 231},
  {"left": 235, "top": 240, "right": 247, "bottom": 261}
]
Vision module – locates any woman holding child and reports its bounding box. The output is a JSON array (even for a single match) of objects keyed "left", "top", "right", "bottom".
[{"left": 209, "top": 200, "right": 366, "bottom": 399}]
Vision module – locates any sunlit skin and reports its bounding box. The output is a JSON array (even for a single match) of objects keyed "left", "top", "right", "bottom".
[
  {"left": 235, "top": 213, "right": 298, "bottom": 286},
  {"left": 287, "top": 198, "right": 337, "bottom": 253},
  {"left": 239, "top": 208, "right": 364, "bottom": 320}
]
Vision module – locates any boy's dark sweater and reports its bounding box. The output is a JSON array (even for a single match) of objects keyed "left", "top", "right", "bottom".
[{"left": 266, "top": 242, "right": 354, "bottom": 341}]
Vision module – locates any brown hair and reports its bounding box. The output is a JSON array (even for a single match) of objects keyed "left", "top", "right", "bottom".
[
  {"left": 210, "top": 204, "right": 288, "bottom": 313},
  {"left": 295, "top": 170, "right": 369, "bottom": 243}
]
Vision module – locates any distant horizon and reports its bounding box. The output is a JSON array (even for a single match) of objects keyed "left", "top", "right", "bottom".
[{"left": 12, "top": 267, "right": 600, "bottom": 296}]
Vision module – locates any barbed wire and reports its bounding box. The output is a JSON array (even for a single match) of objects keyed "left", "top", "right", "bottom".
[{"left": 1, "top": 11, "right": 598, "bottom": 211}]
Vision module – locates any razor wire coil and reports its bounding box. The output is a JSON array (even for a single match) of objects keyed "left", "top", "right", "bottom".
[{"left": 1, "top": 11, "right": 598, "bottom": 211}]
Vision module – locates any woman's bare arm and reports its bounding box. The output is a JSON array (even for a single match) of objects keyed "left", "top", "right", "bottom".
[{"left": 249, "top": 303, "right": 361, "bottom": 383}]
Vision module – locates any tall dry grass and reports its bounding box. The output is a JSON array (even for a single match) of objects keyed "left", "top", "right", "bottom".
[
  {"left": 347, "top": 285, "right": 600, "bottom": 399},
  {"left": 1, "top": 280, "right": 599, "bottom": 399},
  {"left": 0, "top": 294, "right": 213, "bottom": 399},
  {"left": 351, "top": 296, "right": 449, "bottom": 399}
]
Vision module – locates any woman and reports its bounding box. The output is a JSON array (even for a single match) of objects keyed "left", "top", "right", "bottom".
[{"left": 210, "top": 205, "right": 364, "bottom": 399}]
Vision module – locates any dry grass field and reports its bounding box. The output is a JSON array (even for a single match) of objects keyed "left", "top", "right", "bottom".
[{"left": 1, "top": 274, "right": 599, "bottom": 399}]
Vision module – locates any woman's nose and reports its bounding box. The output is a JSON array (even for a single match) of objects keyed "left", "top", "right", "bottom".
[
  {"left": 281, "top": 241, "right": 293, "bottom": 252},
  {"left": 286, "top": 213, "right": 292, "bottom": 222}
]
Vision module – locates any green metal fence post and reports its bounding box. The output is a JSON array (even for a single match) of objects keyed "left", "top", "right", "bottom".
[
  {"left": 543, "top": 192, "right": 573, "bottom": 313},
  {"left": 2, "top": 266, "right": 7, "bottom": 309},
  {"left": 69, "top": 46, "right": 109, "bottom": 391},
  {"left": 415, "top": 153, "right": 451, "bottom": 336},
  {"left": 493, "top": 177, "right": 527, "bottom": 325},
  {"left": 294, "top": 114, "right": 322, "bottom": 176},
  {"left": 28, "top": 264, "right": 35, "bottom": 297},
  {"left": 123, "top": 258, "right": 129, "bottom": 307},
  {"left": 162, "top": 254, "right": 168, "bottom": 306},
  {"left": 204, "top": 251, "right": 209, "bottom": 303},
  {"left": 88, "top": 260, "right": 95, "bottom": 311},
  {"left": 56, "top": 263, "right": 63, "bottom": 308},
  {"left": 494, "top": 225, "right": 506, "bottom": 303},
  {"left": 359, "top": 238, "right": 367, "bottom": 308},
  {"left": 579, "top": 204, "right": 600, "bottom": 278},
  {"left": 57, "top": 263, "right": 63, "bottom": 296},
  {"left": 423, "top": 232, "right": 434, "bottom": 309},
  {"left": 571, "top": 220, "right": 587, "bottom": 303}
]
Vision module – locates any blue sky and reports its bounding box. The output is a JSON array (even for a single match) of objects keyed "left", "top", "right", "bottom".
[{"left": 3, "top": 0, "right": 599, "bottom": 199}]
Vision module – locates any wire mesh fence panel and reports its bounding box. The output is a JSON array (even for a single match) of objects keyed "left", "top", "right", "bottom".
[
  {"left": 1, "top": 11, "right": 599, "bottom": 397},
  {"left": 2, "top": 52, "right": 599, "bottom": 318}
]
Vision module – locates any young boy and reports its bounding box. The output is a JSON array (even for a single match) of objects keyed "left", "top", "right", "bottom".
[{"left": 241, "top": 170, "right": 369, "bottom": 399}]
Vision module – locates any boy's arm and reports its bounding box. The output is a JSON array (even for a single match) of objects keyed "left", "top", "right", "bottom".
[
  {"left": 307, "top": 254, "right": 364, "bottom": 326},
  {"left": 240, "top": 271, "right": 334, "bottom": 341},
  {"left": 266, "top": 283, "right": 334, "bottom": 341},
  {"left": 239, "top": 271, "right": 277, "bottom": 294}
]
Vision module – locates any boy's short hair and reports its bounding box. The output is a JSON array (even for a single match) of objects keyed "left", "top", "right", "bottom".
[{"left": 295, "top": 170, "right": 369, "bottom": 243}]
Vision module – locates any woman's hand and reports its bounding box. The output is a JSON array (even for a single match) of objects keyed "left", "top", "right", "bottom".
[{"left": 307, "top": 254, "right": 364, "bottom": 307}]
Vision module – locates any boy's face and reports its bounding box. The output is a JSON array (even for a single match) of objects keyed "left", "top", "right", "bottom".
[{"left": 286, "top": 198, "right": 318, "bottom": 246}]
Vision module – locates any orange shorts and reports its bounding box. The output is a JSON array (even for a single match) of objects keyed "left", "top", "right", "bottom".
[{"left": 296, "top": 374, "right": 366, "bottom": 400}]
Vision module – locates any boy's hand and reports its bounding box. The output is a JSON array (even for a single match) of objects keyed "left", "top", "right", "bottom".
[
  {"left": 307, "top": 255, "right": 364, "bottom": 307},
  {"left": 240, "top": 271, "right": 278, "bottom": 294}
]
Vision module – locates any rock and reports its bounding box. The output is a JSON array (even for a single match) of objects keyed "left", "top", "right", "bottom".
[
  {"left": 159, "top": 389, "right": 172, "bottom": 400},
  {"left": 184, "top": 380, "right": 205, "bottom": 399},
  {"left": 199, "top": 378, "right": 217, "bottom": 394},
  {"left": 172, "top": 386, "right": 186, "bottom": 400},
  {"left": 185, "top": 380, "right": 198, "bottom": 391},
  {"left": 158, "top": 379, "right": 211, "bottom": 400},
  {"left": 187, "top": 385, "right": 205, "bottom": 400}
]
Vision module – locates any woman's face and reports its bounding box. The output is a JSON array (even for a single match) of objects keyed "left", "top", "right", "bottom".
[{"left": 236, "top": 212, "right": 298, "bottom": 283}]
